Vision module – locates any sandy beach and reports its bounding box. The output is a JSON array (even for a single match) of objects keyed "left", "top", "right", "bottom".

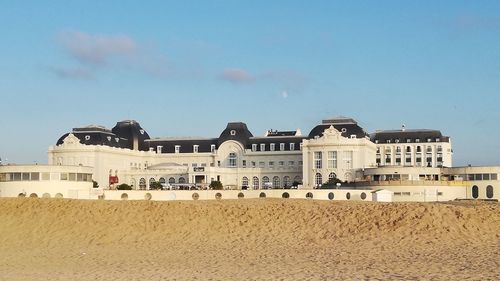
[{"left": 0, "top": 198, "right": 498, "bottom": 280}]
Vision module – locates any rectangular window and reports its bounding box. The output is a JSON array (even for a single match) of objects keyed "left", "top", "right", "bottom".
[
  {"left": 259, "top": 161, "right": 265, "bottom": 168},
  {"left": 252, "top": 161, "right": 256, "bottom": 168},
  {"left": 201, "top": 163, "right": 207, "bottom": 167},
  {"left": 22, "top": 173, "right": 30, "bottom": 181},
  {"left": 270, "top": 143, "right": 275, "bottom": 151},
  {"left": 288, "top": 161, "right": 294, "bottom": 166},
  {"left": 77, "top": 173, "right": 83, "bottom": 181},
  {"left": 242, "top": 160, "right": 247, "bottom": 167},
  {"left": 328, "top": 151, "right": 337, "bottom": 169},
  {"left": 69, "top": 173, "right": 76, "bottom": 181},
  {"left": 278, "top": 161, "right": 284, "bottom": 167},
  {"left": 41, "top": 173, "right": 50, "bottom": 180},
  {"left": 298, "top": 161, "right": 303, "bottom": 166},
  {"left": 228, "top": 153, "right": 237, "bottom": 167},
  {"left": 252, "top": 144, "right": 257, "bottom": 152},
  {"left": 31, "top": 173, "right": 40, "bottom": 181},
  {"left": 299, "top": 143, "right": 303, "bottom": 151},
  {"left": 290, "top": 143, "right": 295, "bottom": 151},
  {"left": 211, "top": 144, "right": 216, "bottom": 153},
  {"left": 280, "top": 143, "right": 285, "bottom": 151},
  {"left": 491, "top": 174, "right": 498, "bottom": 180},
  {"left": 260, "top": 144, "right": 265, "bottom": 151},
  {"left": 60, "top": 173, "right": 68, "bottom": 181},
  {"left": 0, "top": 173, "right": 6, "bottom": 182},
  {"left": 175, "top": 145, "right": 180, "bottom": 153},
  {"left": 193, "top": 145, "right": 199, "bottom": 153},
  {"left": 343, "top": 151, "right": 353, "bottom": 169},
  {"left": 192, "top": 163, "right": 197, "bottom": 167},
  {"left": 314, "top": 151, "right": 322, "bottom": 169},
  {"left": 269, "top": 161, "right": 274, "bottom": 167},
  {"left": 217, "top": 161, "right": 221, "bottom": 167}
]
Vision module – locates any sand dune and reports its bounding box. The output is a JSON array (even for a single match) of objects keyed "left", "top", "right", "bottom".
[{"left": 0, "top": 198, "right": 498, "bottom": 280}]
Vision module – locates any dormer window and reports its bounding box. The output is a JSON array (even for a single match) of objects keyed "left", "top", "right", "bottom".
[
  {"left": 230, "top": 130, "right": 236, "bottom": 136},
  {"left": 280, "top": 143, "right": 285, "bottom": 151},
  {"left": 299, "top": 143, "right": 303, "bottom": 150},
  {"left": 211, "top": 144, "right": 216, "bottom": 153},
  {"left": 270, "top": 143, "right": 275, "bottom": 151},
  {"left": 157, "top": 146, "right": 162, "bottom": 154},
  {"left": 252, "top": 144, "right": 257, "bottom": 152},
  {"left": 395, "top": 139, "right": 400, "bottom": 143},
  {"left": 387, "top": 140, "right": 391, "bottom": 143},
  {"left": 341, "top": 128, "right": 347, "bottom": 133},
  {"left": 175, "top": 145, "right": 180, "bottom": 153},
  {"left": 85, "top": 135, "right": 90, "bottom": 140},
  {"left": 406, "top": 139, "right": 411, "bottom": 143},
  {"left": 416, "top": 138, "right": 420, "bottom": 143},
  {"left": 435, "top": 138, "right": 440, "bottom": 142},
  {"left": 260, "top": 144, "right": 265, "bottom": 151},
  {"left": 193, "top": 145, "right": 199, "bottom": 153},
  {"left": 350, "top": 135, "right": 356, "bottom": 139},
  {"left": 290, "top": 143, "right": 295, "bottom": 151},
  {"left": 427, "top": 138, "right": 431, "bottom": 142},
  {"left": 375, "top": 140, "right": 379, "bottom": 144}
]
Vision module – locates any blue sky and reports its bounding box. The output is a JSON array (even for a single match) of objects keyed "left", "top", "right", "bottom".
[{"left": 1, "top": 0, "right": 499, "bottom": 166}]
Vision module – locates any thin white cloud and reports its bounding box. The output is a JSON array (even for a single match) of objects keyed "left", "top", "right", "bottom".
[
  {"left": 281, "top": 91, "right": 289, "bottom": 99},
  {"left": 219, "top": 68, "right": 256, "bottom": 84},
  {"left": 52, "top": 29, "right": 173, "bottom": 80},
  {"left": 58, "top": 30, "right": 138, "bottom": 65},
  {"left": 49, "top": 66, "right": 94, "bottom": 80}
]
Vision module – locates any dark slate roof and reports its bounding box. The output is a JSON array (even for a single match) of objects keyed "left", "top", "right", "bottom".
[
  {"left": 248, "top": 137, "right": 306, "bottom": 151},
  {"left": 56, "top": 131, "right": 129, "bottom": 148},
  {"left": 111, "top": 120, "right": 151, "bottom": 151},
  {"left": 217, "top": 122, "right": 254, "bottom": 147},
  {"left": 370, "top": 129, "right": 450, "bottom": 143},
  {"left": 56, "top": 121, "right": 151, "bottom": 150},
  {"left": 266, "top": 130, "right": 298, "bottom": 137},
  {"left": 308, "top": 116, "right": 369, "bottom": 139},
  {"left": 146, "top": 138, "right": 218, "bottom": 153}
]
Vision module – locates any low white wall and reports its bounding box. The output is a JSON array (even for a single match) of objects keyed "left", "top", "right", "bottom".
[
  {"left": 0, "top": 181, "right": 92, "bottom": 199},
  {"left": 99, "top": 189, "right": 373, "bottom": 202}
]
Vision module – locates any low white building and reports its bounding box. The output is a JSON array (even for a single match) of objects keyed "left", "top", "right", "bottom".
[{"left": 0, "top": 164, "right": 93, "bottom": 198}]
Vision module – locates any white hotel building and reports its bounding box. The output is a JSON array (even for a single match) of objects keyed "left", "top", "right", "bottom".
[
  {"left": 46, "top": 116, "right": 455, "bottom": 190},
  {"left": 1, "top": 116, "right": 498, "bottom": 201}
]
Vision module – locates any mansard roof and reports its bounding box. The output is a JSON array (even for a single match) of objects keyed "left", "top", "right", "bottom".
[
  {"left": 370, "top": 129, "right": 450, "bottom": 143},
  {"left": 308, "top": 117, "right": 369, "bottom": 139}
]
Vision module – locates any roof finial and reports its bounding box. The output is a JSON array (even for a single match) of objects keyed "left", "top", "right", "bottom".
[{"left": 402, "top": 124, "right": 406, "bottom": 132}]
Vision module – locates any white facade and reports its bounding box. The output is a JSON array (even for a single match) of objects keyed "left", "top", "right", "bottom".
[{"left": 302, "top": 125, "right": 376, "bottom": 186}]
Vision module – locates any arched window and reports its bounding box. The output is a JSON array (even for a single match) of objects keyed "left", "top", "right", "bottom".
[
  {"left": 178, "top": 177, "right": 186, "bottom": 184},
  {"left": 169, "top": 177, "right": 175, "bottom": 184},
  {"left": 406, "top": 146, "right": 411, "bottom": 153},
  {"left": 228, "top": 153, "right": 237, "bottom": 167},
  {"left": 139, "top": 178, "right": 146, "bottom": 190},
  {"left": 272, "top": 176, "right": 280, "bottom": 188},
  {"left": 315, "top": 173, "right": 323, "bottom": 186},
  {"left": 253, "top": 176, "right": 259, "bottom": 189},
  {"left": 262, "top": 176, "right": 270, "bottom": 189},
  {"left": 417, "top": 146, "right": 422, "bottom": 152},
  {"left": 159, "top": 177, "right": 166, "bottom": 184},
  {"left": 293, "top": 175, "right": 302, "bottom": 185},
  {"left": 242, "top": 177, "right": 249, "bottom": 187},
  {"left": 486, "top": 185, "right": 494, "bottom": 199},
  {"left": 130, "top": 178, "right": 136, "bottom": 189},
  {"left": 328, "top": 172, "right": 337, "bottom": 181},
  {"left": 472, "top": 185, "right": 479, "bottom": 199},
  {"left": 283, "top": 176, "right": 290, "bottom": 188}
]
